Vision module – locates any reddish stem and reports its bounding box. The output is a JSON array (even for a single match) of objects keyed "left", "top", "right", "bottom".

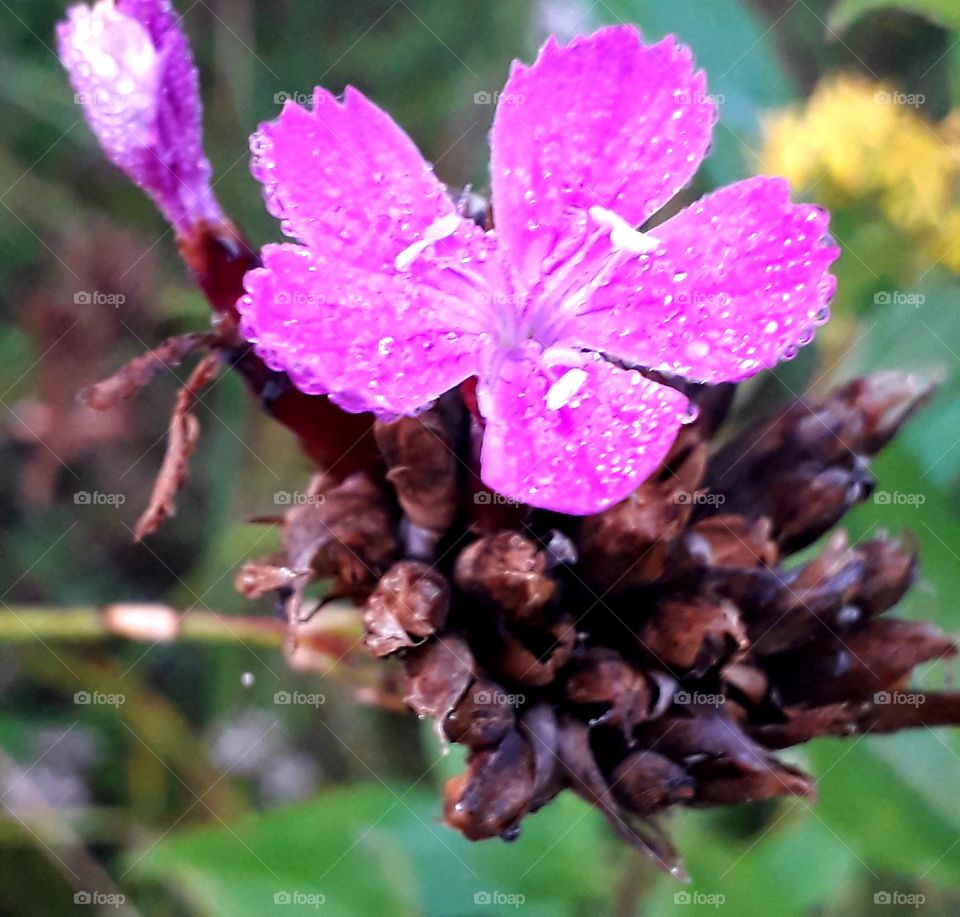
[{"left": 178, "top": 220, "right": 379, "bottom": 477}]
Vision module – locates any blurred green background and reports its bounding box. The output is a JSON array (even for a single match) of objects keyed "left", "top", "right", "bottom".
[{"left": 2, "top": 0, "right": 960, "bottom": 914}]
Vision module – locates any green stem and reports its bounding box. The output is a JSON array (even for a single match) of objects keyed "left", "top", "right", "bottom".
[{"left": 0, "top": 605, "right": 285, "bottom": 648}]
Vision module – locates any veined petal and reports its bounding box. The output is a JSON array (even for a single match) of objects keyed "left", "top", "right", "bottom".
[
  {"left": 561, "top": 178, "right": 839, "bottom": 382},
  {"left": 478, "top": 346, "right": 689, "bottom": 515},
  {"left": 251, "top": 86, "right": 469, "bottom": 273},
  {"left": 238, "top": 244, "right": 486, "bottom": 415},
  {"left": 490, "top": 25, "right": 716, "bottom": 289}
]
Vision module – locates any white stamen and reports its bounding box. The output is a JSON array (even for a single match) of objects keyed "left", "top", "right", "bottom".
[
  {"left": 546, "top": 368, "right": 588, "bottom": 410},
  {"left": 394, "top": 213, "right": 463, "bottom": 271},
  {"left": 589, "top": 205, "right": 660, "bottom": 254},
  {"left": 541, "top": 346, "right": 588, "bottom": 369}
]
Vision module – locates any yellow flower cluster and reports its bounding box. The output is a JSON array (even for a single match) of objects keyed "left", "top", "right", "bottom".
[{"left": 761, "top": 74, "right": 960, "bottom": 273}]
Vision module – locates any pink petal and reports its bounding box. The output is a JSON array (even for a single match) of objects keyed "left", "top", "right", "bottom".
[
  {"left": 478, "top": 345, "right": 689, "bottom": 514},
  {"left": 490, "top": 25, "right": 716, "bottom": 289},
  {"left": 561, "top": 177, "right": 839, "bottom": 382},
  {"left": 238, "top": 244, "right": 487, "bottom": 415},
  {"left": 57, "top": 0, "right": 221, "bottom": 232},
  {"left": 250, "top": 86, "right": 461, "bottom": 272}
]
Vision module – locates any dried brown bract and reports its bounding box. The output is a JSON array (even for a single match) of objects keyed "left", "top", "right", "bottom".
[{"left": 241, "top": 372, "right": 959, "bottom": 876}]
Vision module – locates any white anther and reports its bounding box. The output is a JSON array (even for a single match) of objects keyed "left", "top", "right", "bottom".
[
  {"left": 394, "top": 213, "right": 463, "bottom": 271},
  {"left": 589, "top": 206, "right": 660, "bottom": 254}
]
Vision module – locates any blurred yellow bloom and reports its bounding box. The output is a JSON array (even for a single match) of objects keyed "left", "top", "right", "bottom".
[{"left": 761, "top": 74, "right": 960, "bottom": 272}]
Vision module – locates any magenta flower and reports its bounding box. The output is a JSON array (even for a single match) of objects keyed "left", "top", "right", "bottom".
[
  {"left": 239, "top": 25, "right": 839, "bottom": 515},
  {"left": 57, "top": 0, "right": 221, "bottom": 234}
]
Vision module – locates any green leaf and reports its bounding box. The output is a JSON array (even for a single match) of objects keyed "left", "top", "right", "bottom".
[
  {"left": 809, "top": 739, "right": 960, "bottom": 887},
  {"left": 843, "top": 441, "right": 960, "bottom": 632},
  {"left": 951, "top": 43, "right": 960, "bottom": 107},
  {"left": 593, "top": 0, "right": 798, "bottom": 185},
  {"left": 837, "top": 277, "right": 960, "bottom": 630},
  {"left": 868, "top": 730, "right": 960, "bottom": 834},
  {"left": 840, "top": 275, "right": 960, "bottom": 485},
  {"left": 129, "top": 783, "right": 620, "bottom": 917},
  {"left": 641, "top": 805, "right": 860, "bottom": 917},
  {"left": 829, "top": 0, "right": 960, "bottom": 33}
]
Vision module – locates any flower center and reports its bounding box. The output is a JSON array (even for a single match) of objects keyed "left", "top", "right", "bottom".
[{"left": 523, "top": 206, "right": 660, "bottom": 345}]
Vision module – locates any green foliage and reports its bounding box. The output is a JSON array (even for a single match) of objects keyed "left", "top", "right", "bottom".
[
  {"left": 843, "top": 275, "right": 960, "bottom": 486},
  {"left": 829, "top": 0, "right": 960, "bottom": 32},
  {"left": 809, "top": 739, "right": 960, "bottom": 887},
  {"left": 130, "top": 785, "right": 619, "bottom": 917},
  {"left": 2, "top": 0, "right": 960, "bottom": 914},
  {"left": 644, "top": 805, "right": 861, "bottom": 917}
]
